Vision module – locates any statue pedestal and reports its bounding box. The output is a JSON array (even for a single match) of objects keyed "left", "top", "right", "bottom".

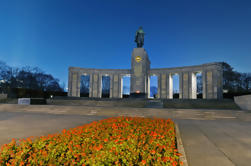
[{"left": 130, "top": 48, "right": 151, "bottom": 98}]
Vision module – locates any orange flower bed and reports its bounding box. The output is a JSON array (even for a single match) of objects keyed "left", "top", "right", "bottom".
[{"left": 0, "top": 117, "right": 182, "bottom": 166}]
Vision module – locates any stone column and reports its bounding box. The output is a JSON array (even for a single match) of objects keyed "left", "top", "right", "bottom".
[
  {"left": 207, "top": 71, "right": 213, "bottom": 99},
  {"left": 112, "top": 74, "right": 120, "bottom": 98},
  {"left": 147, "top": 75, "right": 150, "bottom": 98},
  {"left": 89, "top": 73, "right": 93, "bottom": 98},
  {"left": 67, "top": 70, "right": 72, "bottom": 96},
  {"left": 168, "top": 74, "right": 173, "bottom": 99},
  {"left": 217, "top": 68, "right": 223, "bottom": 99},
  {"left": 109, "top": 74, "right": 113, "bottom": 98},
  {"left": 97, "top": 74, "right": 102, "bottom": 98},
  {"left": 179, "top": 72, "right": 183, "bottom": 99},
  {"left": 91, "top": 73, "right": 99, "bottom": 98},
  {"left": 111, "top": 74, "right": 123, "bottom": 98},
  {"left": 113, "top": 74, "right": 117, "bottom": 98},
  {"left": 76, "top": 73, "right": 81, "bottom": 97},
  {"left": 213, "top": 67, "right": 223, "bottom": 99},
  {"left": 202, "top": 70, "right": 207, "bottom": 99},
  {"left": 203, "top": 67, "right": 223, "bottom": 99},
  {"left": 202, "top": 70, "right": 213, "bottom": 99},
  {"left": 69, "top": 71, "right": 81, "bottom": 97},
  {"left": 159, "top": 73, "right": 168, "bottom": 99},
  {"left": 119, "top": 74, "right": 123, "bottom": 98},
  {"left": 157, "top": 74, "right": 161, "bottom": 99},
  {"left": 189, "top": 72, "right": 197, "bottom": 99},
  {"left": 182, "top": 72, "right": 190, "bottom": 99}
]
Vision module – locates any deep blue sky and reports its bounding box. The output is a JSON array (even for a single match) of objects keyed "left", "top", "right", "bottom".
[{"left": 0, "top": 0, "right": 251, "bottom": 90}]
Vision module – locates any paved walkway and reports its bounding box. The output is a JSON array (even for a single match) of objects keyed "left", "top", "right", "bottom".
[
  {"left": 176, "top": 119, "right": 251, "bottom": 166},
  {"left": 0, "top": 104, "right": 251, "bottom": 166}
]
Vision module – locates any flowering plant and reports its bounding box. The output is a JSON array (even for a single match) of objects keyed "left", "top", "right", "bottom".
[{"left": 0, "top": 117, "right": 182, "bottom": 166}]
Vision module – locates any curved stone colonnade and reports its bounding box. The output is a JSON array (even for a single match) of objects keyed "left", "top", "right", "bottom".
[
  {"left": 68, "top": 62, "right": 223, "bottom": 99},
  {"left": 68, "top": 68, "right": 130, "bottom": 98}
]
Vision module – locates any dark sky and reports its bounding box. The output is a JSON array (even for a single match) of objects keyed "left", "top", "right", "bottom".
[{"left": 0, "top": 0, "right": 251, "bottom": 90}]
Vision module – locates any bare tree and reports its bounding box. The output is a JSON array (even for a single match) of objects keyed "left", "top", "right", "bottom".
[
  {"left": 223, "top": 62, "right": 250, "bottom": 93},
  {"left": 0, "top": 61, "right": 63, "bottom": 94}
]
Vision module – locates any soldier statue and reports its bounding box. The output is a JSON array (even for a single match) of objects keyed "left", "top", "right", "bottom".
[{"left": 134, "top": 26, "right": 145, "bottom": 48}]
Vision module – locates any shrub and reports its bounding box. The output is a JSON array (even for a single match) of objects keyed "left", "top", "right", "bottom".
[{"left": 0, "top": 117, "right": 182, "bottom": 166}]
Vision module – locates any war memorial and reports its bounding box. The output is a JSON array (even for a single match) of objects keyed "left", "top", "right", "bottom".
[{"left": 68, "top": 27, "right": 223, "bottom": 100}]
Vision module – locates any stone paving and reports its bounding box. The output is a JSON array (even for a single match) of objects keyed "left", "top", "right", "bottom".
[{"left": 0, "top": 104, "right": 251, "bottom": 166}]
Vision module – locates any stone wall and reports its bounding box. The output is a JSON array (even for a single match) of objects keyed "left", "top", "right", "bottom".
[
  {"left": 234, "top": 95, "right": 251, "bottom": 110},
  {"left": 0, "top": 94, "right": 7, "bottom": 99},
  {"left": 163, "top": 99, "right": 239, "bottom": 109},
  {"left": 47, "top": 99, "right": 147, "bottom": 108}
]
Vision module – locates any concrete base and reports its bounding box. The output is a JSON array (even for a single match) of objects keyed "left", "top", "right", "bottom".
[
  {"left": 129, "top": 93, "right": 147, "bottom": 98},
  {"left": 0, "top": 94, "right": 7, "bottom": 100},
  {"left": 45, "top": 98, "right": 240, "bottom": 110},
  {"left": 234, "top": 95, "right": 251, "bottom": 110},
  {"left": 163, "top": 99, "right": 240, "bottom": 109}
]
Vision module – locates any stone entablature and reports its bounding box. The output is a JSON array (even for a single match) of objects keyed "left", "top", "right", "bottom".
[{"left": 68, "top": 62, "right": 223, "bottom": 99}]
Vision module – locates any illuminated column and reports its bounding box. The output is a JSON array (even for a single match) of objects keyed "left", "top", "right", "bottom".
[
  {"left": 190, "top": 72, "right": 197, "bottom": 99},
  {"left": 119, "top": 75, "right": 123, "bottom": 98},
  {"left": 168, "top": 74, "right": 173, "bottom": 99}
]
